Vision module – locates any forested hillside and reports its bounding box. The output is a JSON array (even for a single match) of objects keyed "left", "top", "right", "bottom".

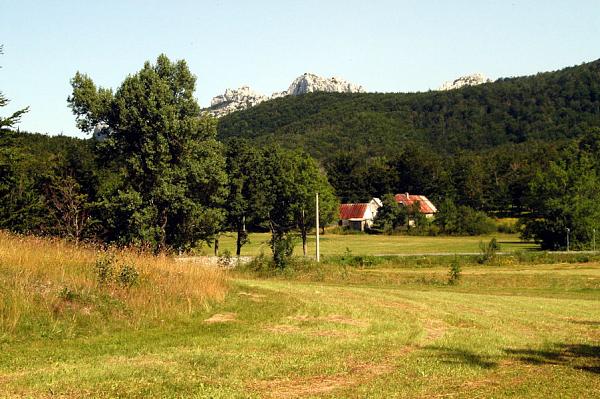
[{"left": 218, "top": 59, "right": 600, "bottom": 157}]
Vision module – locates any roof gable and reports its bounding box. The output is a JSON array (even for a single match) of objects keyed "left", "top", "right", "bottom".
[
  {"left": 394, "top": 193, "right": 437, "bottom": 214},
  {"left": 339, "top": 203, "right": 369, "bottom": 220}
]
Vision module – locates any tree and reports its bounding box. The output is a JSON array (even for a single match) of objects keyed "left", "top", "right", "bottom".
[
  {"left": 434, "top": 199, "right": 495, "bottom": 236},
  {"left": 290, "top": 152, "right": 338, "bottom": 256},
  {"left": 44, "top": 174, "right": 92, "bottom": 243},
  {"left": 68, "top": 54, "right": 227, "bottom": 251},
  {"left": 261, "top": 146, "right": 299, "bottom": 268},
  {"left": 521, "top": 147, "right": 600, "bottom": 250},
  {"left": 225, "top": 139, "right": 270, "bottom": 256},
  {"left": 373, "top": 194, "right": 408, "bottom": 234},
  {"left": 0, "top": 45, "right": 29, "bottom": 133}
]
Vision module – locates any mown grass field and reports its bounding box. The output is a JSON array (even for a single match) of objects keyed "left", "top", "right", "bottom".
[
  {"left": 1, "top": 233, "right": 599, "bottom": 398},
  {"left": 215, "top": 232, "right": 537, "bottom": 256}
]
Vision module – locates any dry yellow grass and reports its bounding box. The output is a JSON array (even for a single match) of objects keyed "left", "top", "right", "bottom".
[{"left": 0, "top": 231, "right": 228, "bottom": 336}]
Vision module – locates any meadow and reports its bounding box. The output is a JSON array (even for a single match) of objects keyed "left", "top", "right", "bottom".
[
  {"left": 1, "top": 232, "right": 599, "bottom": 398},
  {"left": 215, "top": 231, "right": 537, "bottom": 256}
]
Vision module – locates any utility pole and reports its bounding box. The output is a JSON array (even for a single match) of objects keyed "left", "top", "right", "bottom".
[
  {"left": 566, "top": 227, "right": 570, "bottom": 252},
  {"left": 316, "top": 192, "right": 320, "bottom": 262}
]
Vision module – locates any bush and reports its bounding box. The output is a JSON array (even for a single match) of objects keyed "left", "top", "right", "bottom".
[
  {"left": 218, "top": 249, "right": 234, "bottom": 267},
  {"left": 117, "top": 264, "right": 139, "bottom": 288},
  {"left": 271, "top": 233, "right": 295, "bottom": 269},
  {"left": 435, "top": 199, "right": 496, "bottom": 236},
  {"left": 478, "top": 238, "right": 500, "bottom": 264},
  {"left": 244, "top": 251, "right": 274, "bottom": 274},
  {"left": 95, "top": 253, "right": 116, "bottom": 286},
  {"left": 496, "top": 219, "right": 519, "bottom": 234},
  {"left": 333, "top": 248, "right": 382, "bottom": 268},
  {"left": 95, "top": 253, "right": 139, "bottom": 288},
  {"left": 448, "top": 257, "right": 462, "bottom": 285}
]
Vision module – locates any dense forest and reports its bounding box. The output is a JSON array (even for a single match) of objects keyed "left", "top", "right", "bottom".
[{"left": 218, "top": 59, "right": 600, "bottom": 156}]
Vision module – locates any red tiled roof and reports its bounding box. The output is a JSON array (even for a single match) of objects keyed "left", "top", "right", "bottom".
[
  {"left": 394, "top": 193, "right": 437, "bottom": 214},
  {"left": 339, "top": 203, "right": 369, "bottom": 220}
]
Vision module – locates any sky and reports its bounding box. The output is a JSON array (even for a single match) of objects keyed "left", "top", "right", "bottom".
[{"left": 1, "top": 0, "right": 599, "bottom": 137}]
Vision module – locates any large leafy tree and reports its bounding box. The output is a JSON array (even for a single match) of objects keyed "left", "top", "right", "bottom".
[
  {"left": 255, "top": 146, "right": 338, "bottom": 266},
  {"left": 521, "top": 142, "right": 600, "bottom": 250},
  {"left": 68, "top": 54, "right": 227, "bottom": 250},
  {"left": 225, "top": 139, "right": 271, "bottom": 255},
  {"left": 291, "top": 152, "right": 338, "bottom": 256}
]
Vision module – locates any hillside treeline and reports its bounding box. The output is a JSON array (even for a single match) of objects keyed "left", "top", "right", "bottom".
[
  {"left": 218, "top": 59, "right": 600, "bottom": 156},
  {"left": 2, "top": 55, "right": 600, "bottom": 252}
]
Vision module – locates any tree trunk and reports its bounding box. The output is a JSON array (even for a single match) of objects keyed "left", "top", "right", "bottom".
[
  {"left": 214, "top": 236, "right": 219, "bottom": 256},
  {"left": 236, "top": 228, "right": 242, "bottom": 256},
  {"left": 236, "top": 215, "right": 247, "bottom": 256}
]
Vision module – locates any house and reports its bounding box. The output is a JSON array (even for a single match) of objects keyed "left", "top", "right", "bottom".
[
  {"left": 339, "top": 198, "right": 382, "bottom": 231},
  {"left": 394, "top": 193, "right": 437, "bottom": 218}
]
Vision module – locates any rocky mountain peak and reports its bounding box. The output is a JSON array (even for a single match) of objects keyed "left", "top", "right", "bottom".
[
  {"left": 439, "top": 73, "right": 491, "bottom": 91},
  {"left": 206, "top": 73, "right": 364, "bottom": 117},
  {"left": 287, "top": 73, "right": 364, "bottom": 96}
]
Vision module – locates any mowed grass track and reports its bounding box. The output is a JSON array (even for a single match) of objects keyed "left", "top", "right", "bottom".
[
  {"left": 1, "top": 260, "right": 598, "bottom": 397},
  {"left": 216, "top": 232, "right": 537, "bottom": 256}
]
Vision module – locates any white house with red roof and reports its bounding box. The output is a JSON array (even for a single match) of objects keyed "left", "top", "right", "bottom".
[
  {"left": 394, "top": 193, "right": 437, "bottom": 218},
  {"left": 339, "top": 198, "right": 382, "bottom": 231}
]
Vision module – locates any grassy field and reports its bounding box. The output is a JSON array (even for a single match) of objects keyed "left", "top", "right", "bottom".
[
  {"left": 1, "top": 233, "right": 599, "bottom": 398},
  {"left": 215, "top": 231, "right": 537, "bottom": 256}
]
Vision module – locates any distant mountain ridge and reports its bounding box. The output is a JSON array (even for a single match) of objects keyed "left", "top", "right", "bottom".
[
  {"left": 439, "top": 73, "right": 491, "bottom": 90},
  {"left": 217, "top": 59, "right": 600, "bottom": 158},
  {"left": 206, "top": 73, "right": 364, "bottom": 117}
]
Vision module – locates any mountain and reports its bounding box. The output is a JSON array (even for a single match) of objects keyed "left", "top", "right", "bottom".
[
  {"left": 439, "top": 73, "right": 491, "bottom": 90},
  {"left": 205, "top": 73, "right": 363, "bottom": 117},
  {"left": 217, "top": 59, "right": 600, "bottom": 159},
  {"left": 208, "top": 86, "right": 268, "bottom": 118},
  {"left": 286, "top": 73, "right": 364, "bottom": 95}
]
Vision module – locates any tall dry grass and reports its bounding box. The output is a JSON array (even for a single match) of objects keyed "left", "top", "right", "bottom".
[{"left": 0, "top": 231, "right": 228, "bottom": 337}]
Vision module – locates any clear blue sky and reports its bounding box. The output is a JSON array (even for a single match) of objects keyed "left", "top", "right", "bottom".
[{"left": 1, "top": 0, "right": 599, "bottom": 137}]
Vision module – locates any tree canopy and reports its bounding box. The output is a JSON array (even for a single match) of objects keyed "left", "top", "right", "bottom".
[{"left": 68, "top": 54, "right": 227, "bottom": 250}]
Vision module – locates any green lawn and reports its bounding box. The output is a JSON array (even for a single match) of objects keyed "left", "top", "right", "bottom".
[
  {"left": 2, "top": 260, "right": 599, "bottom": 398},
  {"left": 215, "top": 232, "right": 537, "bottom": 256}
]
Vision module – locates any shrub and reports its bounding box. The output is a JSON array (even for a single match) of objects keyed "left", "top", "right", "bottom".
[
  {"left": 95, "top": 253, "right": 116, "bottom": 286},
  {"left": 218, "top": 249, "right": 234, "bottom": 267},
  {"left": 117, "top": 264, "right": 139, "bottom": 288},
  {"left": 95, "top": 253, "right": 139, "bottom": 288},
  {"left": 496, "top": 219, "right": 519, "bottom": 234},
  {"left": 448, "top": 257, "right": 462, "bottom": 285},
  {"left": 245, "top": 251, "right": 274, "bottom": 274},
  {"left": 478, "top": 238, "right": 500, "bottom": 264},
  {"left": 435, "top": 199, "right": 496, "bottom": 236},
  {"left": 335, "top": 247, "right": 381, "bottom": 268},
  {"left": 271, "top": 233, "right": 295, "bottom": 269}
]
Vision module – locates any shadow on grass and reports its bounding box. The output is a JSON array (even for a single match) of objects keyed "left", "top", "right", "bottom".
[
  {"left": 423, "top": 346, "right": 497, "bottom": 369},
  {"left": 505, "top": 344, "right": 600, "bottom": 374},
  {"left": 569, "top": 320, "right": 600, "bottom": 326}
]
